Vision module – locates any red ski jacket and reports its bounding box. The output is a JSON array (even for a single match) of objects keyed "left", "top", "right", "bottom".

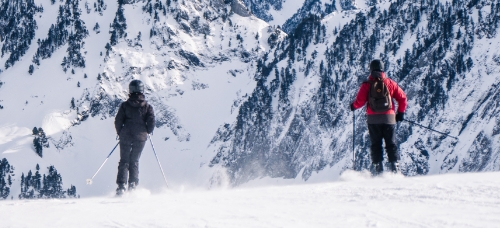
[{"left": 353, "top": 72, "right": 407, "bottom": 124}]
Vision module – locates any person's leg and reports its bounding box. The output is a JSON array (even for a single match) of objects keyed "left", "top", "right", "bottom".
[
  {"left": 128, "top": 141, "right": 146, "bottom": 189},
  {"left": 368, "top": 124, "right": 384, "bottom": 175},
  {"left": 117, "top": 141, "right": 132, "bottom": 186},
  {"left": 382, "top": 124, "right": 399, "bottom": 172}
]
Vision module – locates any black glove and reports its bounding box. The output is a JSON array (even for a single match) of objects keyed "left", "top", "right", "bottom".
[
  {"left": 350, "top": 103, "right": 356, "bottom": 111},
  {"left": 116, "top": 135, "right": 120, "bottom": 140},
  {"left": 396, "top": 112, "right": 405, "bottom": 122}
]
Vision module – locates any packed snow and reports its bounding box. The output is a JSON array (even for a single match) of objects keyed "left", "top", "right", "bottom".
[{"left": 2, "top": 171, "right": 500, "bottom": 227}]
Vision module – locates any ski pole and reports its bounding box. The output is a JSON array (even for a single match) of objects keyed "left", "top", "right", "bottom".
[
  {"left": 352, "top": 110, "right": 356, "bottom": 170},
  {"left": 148, "top": 134, "right": 169, "bottom": 188},
  {"left": 87, "top": 141, "right": 120, "bottom": 185},
  {"left": 404, "top": 120, "right": 459, "bottom": 140}
]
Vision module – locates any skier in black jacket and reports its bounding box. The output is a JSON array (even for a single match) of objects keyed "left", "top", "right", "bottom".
[{"left": 114, "top": 80, "right": 155, "bottom": 195}]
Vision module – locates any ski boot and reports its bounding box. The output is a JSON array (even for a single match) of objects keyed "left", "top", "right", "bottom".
[
  {"left": 116, "top": 184, "right": 126, "bottom": 196},
  {"left": 372, "top": 162, "right": 384, "bottom": 176},
  {"left": 128, "top": 182, "right": 137, "bottom": 191},
  {"left": 389, "top": 162, "right": 399, "bottom": 174}
]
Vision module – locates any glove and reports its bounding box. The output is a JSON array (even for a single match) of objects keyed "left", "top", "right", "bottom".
[
  {"left": 396, "top": 112, "right": 405, "bottom": 122},
  {"left": 350, "top": 103, "right": 356, "bottom": 111},
  {"left": 116, "top": 135, "right": 120, "bottom": 140}
]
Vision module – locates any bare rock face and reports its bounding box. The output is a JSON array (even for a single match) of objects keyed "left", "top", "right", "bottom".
[
  {"left": 239, "top": 0, "right": 285, "bottom": 22},
  {"left": 231, "top": 0, "right": 252, "bottom": 17},
  {"left": 212, "top": 0, "right": 226, "bottom": 9},
  {"left": 210, "top": 0, "right": 251, "bottom": 17},
  {"left": 121, "top": 0, "right": 139, "bottom": 4},
  {"left": 339, "top": 0, "right": 356, "bottom": 10}
]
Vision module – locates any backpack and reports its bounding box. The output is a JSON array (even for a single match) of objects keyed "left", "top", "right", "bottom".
[{"left": 367, "top": 78, "right": 392, "bottom": 112}]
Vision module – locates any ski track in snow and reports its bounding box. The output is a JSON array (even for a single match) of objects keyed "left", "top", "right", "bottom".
[{"left": 1, "top": 171, "right": 500, "bottom": 228}]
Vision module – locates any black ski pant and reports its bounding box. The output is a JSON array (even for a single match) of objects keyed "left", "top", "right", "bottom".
[
  {"left": 368, "top": 124, "right": 399, "bottom": 164},
  {"left": 116, "top": 140, "right": 146, "bottom": 185}
]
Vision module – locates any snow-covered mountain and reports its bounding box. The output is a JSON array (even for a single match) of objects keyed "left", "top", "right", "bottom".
[
  {"left": 0, "top": 0, "right": 499, "bottom": 199},
  {"left": 0, "top": 0, "right": 282, "bottom": 197},
  {"left": 241, "top": 0, "right": 361, "bottom": 33},
  {"left": 209, "top": 0, "right": 500, "bottom": 185},
  {"left": 240, "top": 0, "right": 306, "bottom": 27}
]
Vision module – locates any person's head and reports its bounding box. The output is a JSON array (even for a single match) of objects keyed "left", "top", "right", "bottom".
[
  {"left": 369, "top": 59, "right": 384, "bottom": 73},
  {"left": 129, "top": 79, "right": 144, "bottom": 95}
]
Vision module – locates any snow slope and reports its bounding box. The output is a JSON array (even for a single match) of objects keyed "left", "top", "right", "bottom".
[{"left": 2, "top": 171, "right": 500, "bottom": 227}]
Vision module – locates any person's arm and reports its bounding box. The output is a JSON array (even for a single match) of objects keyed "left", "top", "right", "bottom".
[
  {"left": 392, "top": 82, "right": 407, "bottom": 113},
  {"left": 114, "top": 103, "right": 126, "bottom": 135},
  {"left": 352, "top": 83, "right": 370, "bottom": 109},
  {"left": 145, "top": 104, "right": 155, "bottom": 134}
]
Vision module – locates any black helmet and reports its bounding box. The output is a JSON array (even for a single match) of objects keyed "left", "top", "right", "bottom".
[
  {"left": 129, "top": 80, "right": 144, "bottom": 94},
  {"left": 370, "top": 59, "right": 384, "bottom": 72}
]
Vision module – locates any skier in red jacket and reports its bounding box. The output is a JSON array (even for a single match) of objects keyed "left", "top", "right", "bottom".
[{"left": 350, "top": 60, "right": 407, "bottom": 175}]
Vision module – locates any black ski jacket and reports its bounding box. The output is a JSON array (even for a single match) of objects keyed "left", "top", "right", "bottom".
[{"left": 114, "top": 93, "right": 155, "bottom": 142}]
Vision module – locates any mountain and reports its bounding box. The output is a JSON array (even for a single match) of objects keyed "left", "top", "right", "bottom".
[
  {"left": 0, "top": 0, "right": 282, "bottom": 197},
  {"left": 240, "top": 0, "right": 306, "bottom": 27},
  {"left": 241, "top": 0, "right": 371, "bottom": 34},
  {"left": 209, "top": 0, "right": 500, "bottom": 185},
  {"left": 280, "top": 0, "right": 360, "bottom": 34}
]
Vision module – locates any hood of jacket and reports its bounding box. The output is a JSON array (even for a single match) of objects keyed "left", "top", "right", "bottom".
[
  {"left": 127, "top": 93, "right": 147, "bottom": 108},
  {"left": 369, "top": 71, "right": 386, "bottom": 81}
]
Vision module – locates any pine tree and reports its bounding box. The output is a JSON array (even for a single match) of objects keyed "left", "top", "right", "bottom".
[
  {"left": 40, "top": 166, "right": 65, "bottom": 199},
  {"left": 32, "top": 127, "right": 39, "bottom": 135},
  {"left": 34, "top": 164, "right": 41, "bottom": 192},
  {"left": 19, "top": 173, "right": 26, "bottom": 199},
  {"left": 28, "top": 65, "right": 34, "bottom": 75},
  {"left": 33, "top": 0, "right": 88, "bottom": 70},
  {"left": 33, "top": 137, "right": 43, "bottom": 157},
  {"left": 0, "top": 158, "right": 14, "bottom": 199},
  {"left": 93, "top": 23, "right": 100, "bottom": 34},
  {"left": 19, "top": 170, "right": 37, "bottom": 199},
  {"left": 25, "top": 170, "right": 35, "bottom": 199},
  {"left": 19, "top": 164, "right": 73, "bottom": 199},
  {"left": 32, "top": 127, "right": 49, "bottom": 157},
  {"left": 0, "top": 0, "right": 43, "bottom": 69},
  {"left": 67, "top": 185, "right": 77, "bottom": 198},
  {"left": 109, "top": 3, "right": 127, "bottom": 46}
]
